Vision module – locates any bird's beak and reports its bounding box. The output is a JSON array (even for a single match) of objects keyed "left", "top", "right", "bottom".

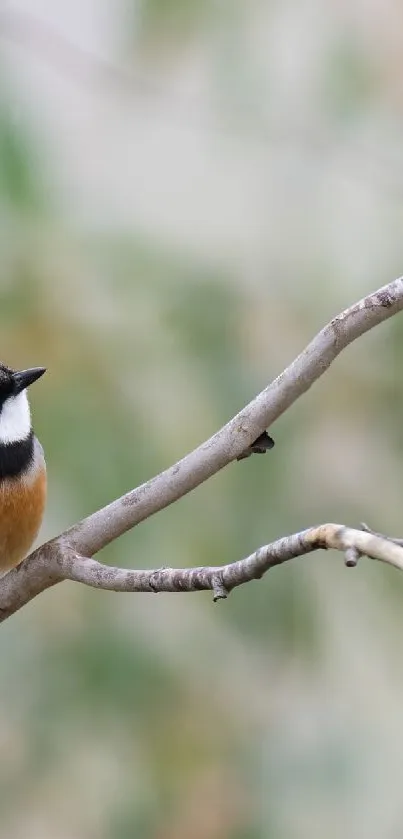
[{"left": 12, "top": 367, "right": 47, "bottom": 394}]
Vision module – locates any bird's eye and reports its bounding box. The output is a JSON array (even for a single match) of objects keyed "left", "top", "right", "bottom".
[{"left": 0, "top": 379, "right": 14, "bottom": 400}]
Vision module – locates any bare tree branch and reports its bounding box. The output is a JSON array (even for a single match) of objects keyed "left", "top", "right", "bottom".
[
  {"left": 65, "top": 278, "right": 403, "bottom": 558},
  {"left": 58, "top": 525, "right": 403, "bottom": 592},
  {"left": 1, "top": 524, "right": 402, "bottom": 624},
  {"left": 0, "top": 278, "right": 402, "bottom": 622}
]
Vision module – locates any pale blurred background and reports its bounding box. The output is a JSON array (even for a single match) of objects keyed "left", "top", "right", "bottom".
[{"left": 0, "top": 1, "right": 403, "bottom": 837}]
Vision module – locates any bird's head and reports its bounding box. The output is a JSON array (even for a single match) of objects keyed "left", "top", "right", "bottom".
[{"left": 0, "top": 365, "right": 46, "bottom": 444}]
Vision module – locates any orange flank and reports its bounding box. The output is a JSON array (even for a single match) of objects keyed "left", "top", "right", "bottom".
[{"left": 0, "top": 465, "right": 47, "bottom": 571}]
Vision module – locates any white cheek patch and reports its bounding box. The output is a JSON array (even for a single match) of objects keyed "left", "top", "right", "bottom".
[{"left": 0, "top": 391, "right": 31, "bottom": 443}]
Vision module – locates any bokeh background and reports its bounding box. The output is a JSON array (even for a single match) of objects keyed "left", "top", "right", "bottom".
[{"left": 1, "top": 1, "right": 403, "bottom": 837}]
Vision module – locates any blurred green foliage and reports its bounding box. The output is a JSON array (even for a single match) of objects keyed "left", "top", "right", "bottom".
[
  {"left": 139, "top": 0, "right": 211, "bottom": 37},
  {"left": 0, "top": 112, "right": 41, "bottom": 209},
  {"left": 322, "top": 38, "right": 378, "bottom": 122}
]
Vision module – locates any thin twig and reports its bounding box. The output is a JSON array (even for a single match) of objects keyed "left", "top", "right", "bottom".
[
  {"left": 361, "top": 522, "right": 403, "bottom": 547},
  {"left": 0, "top": 522, "right": 402, "bottom": 623},
  {"left": 58, "top": 525, "right": 403, "bottom": 593}
]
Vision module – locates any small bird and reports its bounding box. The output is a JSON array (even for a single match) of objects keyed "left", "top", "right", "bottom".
[{"left": 0, "top": 364, "right": 47, "bottom": 572}]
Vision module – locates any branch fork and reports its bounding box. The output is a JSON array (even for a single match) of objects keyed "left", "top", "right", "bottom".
[{"left": 1, "top": 277, "right": 403, "bottom": 621}]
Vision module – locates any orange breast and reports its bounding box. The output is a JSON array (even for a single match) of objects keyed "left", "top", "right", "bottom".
[{"left": 0, "top": 466, "right": 47, "bottom": 572}]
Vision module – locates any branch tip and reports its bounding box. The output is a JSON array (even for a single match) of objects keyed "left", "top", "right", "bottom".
[{"left": 344, "top": 546, "right": 360, "bottom": 568}]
